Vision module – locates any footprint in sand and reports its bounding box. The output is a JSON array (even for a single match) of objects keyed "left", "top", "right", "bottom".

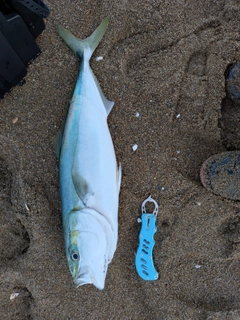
[
  {"left": 168, "top": 50, "right": 240, "bottom": 314},
  {"left": 0, "top": 155, "right": 12, "bottom": 203},
  {"left": 0, "top": 137, "right": 30, "bottom": 263},
  {"left": 0, "top": 281, "right": 33, "bottom": 320},
  {"left": 187, "top": 51, "right": 207, "bottom": 77},
  {"left": 0, "top": 136, "right": 32, "bottom": 318},
  {"left": 201, "top": 63, "right": 240, "bottom": 199},
  {"left": 219, "top": 213, "right": 240, "bottom": 257},
  {"left": 172, "top": 47, "right": 222, "bottom": 181},
  {"left": 0, "top": 212, "right": 29, "bottom": 263}
]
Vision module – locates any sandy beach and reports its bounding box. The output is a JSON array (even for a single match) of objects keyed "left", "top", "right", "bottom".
[{"left": 0, "top": 0, "right": 240, "bottom": 319}]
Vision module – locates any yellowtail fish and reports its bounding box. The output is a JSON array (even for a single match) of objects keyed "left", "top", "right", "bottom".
[{"left": 55, "top": 18, "right": 121, "bottom": 290}]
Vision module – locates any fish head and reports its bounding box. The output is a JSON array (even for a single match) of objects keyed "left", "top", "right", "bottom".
[{"left": 67, "top": 218, "right": 108, "bottom": 290}]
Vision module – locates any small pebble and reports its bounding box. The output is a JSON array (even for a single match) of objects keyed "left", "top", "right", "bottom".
[
  {"left": 25, "top": 203, "right": 30, "bottom": 212},
  {"left": 10, "top": 293, "right": 19, "bottom": 300},
  {"left": 12, "top": 117, "right": 18, "bottom": 124},
  {"left": 136, "top": 112, "right": 140, "bottom": 117},
  {"left": 176, "top": 114, "right": 181, "bottom": 119},
  {"left": 96, "top": 56, "right": 103, "bottom": 61},
  {"left": 132, "top": 144, "right": 138, "bottom": 151}
]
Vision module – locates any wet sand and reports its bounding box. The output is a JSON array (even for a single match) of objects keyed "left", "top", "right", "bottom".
[{"left": 0, "top": 0, "right": 240, "bottom": 319}]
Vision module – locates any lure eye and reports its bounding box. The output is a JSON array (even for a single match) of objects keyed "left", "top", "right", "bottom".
[{"left": 71, "top": 251, "right": 79, "bottom": 261}]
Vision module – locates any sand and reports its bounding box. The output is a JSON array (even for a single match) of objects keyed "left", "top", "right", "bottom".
[{"left": 0, "top": 0, "right": 240, "bottom": 319}]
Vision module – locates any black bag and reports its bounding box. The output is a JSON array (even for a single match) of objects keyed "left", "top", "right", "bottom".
[{"left": 0, "top": 0, "right": 50, "bottom": 98}]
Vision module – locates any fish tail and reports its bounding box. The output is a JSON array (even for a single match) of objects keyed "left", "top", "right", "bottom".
[{"left": 58, "top": 17, "right": 109, "bottom": 61}]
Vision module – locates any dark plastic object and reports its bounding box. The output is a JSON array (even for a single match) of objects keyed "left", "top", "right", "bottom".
[
  {"left": 0, "top": 11, "right": 40, "bottom": 66},
  {"left": 226, "top": 62, "right": 240, "bottom": 106},
  {"left": 0, "top": 0, "right": 50, "bottom": 98},
  {"left": 0, "top": 32, "right": 27, "bottom": 99},
  {"left": 10, "top": 0, "right": 50, "bottom": 38},
  {"left": 200, "top": 151, "right": 240, "bottom": 200}
]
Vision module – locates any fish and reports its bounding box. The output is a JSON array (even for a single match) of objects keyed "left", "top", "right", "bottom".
[{"left": 54, "top": 18, "right": 121, "bottom": 290}]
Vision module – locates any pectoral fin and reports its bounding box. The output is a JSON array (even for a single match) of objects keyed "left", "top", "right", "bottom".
[{"left": 72, "top": 171, "right": 94, "bottom": 206}]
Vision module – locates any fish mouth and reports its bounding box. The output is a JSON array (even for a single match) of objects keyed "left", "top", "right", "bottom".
[
  {"left": 74, "top": 268, "right": 105, "bottom": 290},
  {"left": 74, "top": 276, "right": 92, "bottom": 287}
]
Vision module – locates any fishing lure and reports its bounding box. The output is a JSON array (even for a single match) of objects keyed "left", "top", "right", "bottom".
[{"left": 135, "top": 196, "right": 159, "bottom": 281}]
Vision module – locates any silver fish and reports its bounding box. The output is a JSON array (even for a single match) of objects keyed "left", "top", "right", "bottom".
[{"left": 55, "top": 18, "right": 121, "bottom": 290}]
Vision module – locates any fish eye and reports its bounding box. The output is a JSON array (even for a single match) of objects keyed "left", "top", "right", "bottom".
[{"left": 71, "top": 251, "right": 79, "bottom": 261}]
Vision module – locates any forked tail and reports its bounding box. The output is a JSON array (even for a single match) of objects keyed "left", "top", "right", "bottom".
[{"left": 58, "top": 17, "right": 109, "bottom": 61}]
